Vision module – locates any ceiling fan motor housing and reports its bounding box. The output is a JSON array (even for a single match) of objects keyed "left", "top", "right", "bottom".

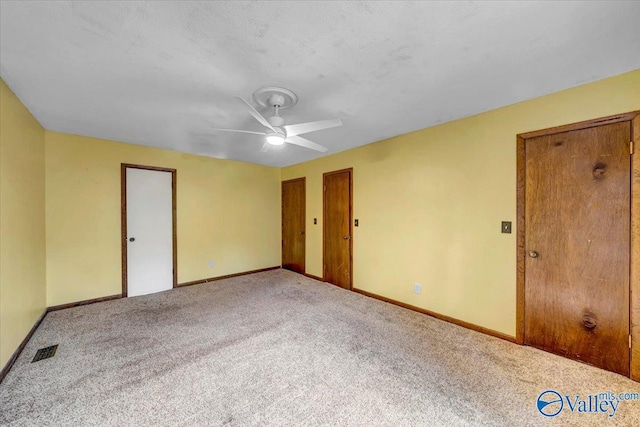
[{"left": 268, "top": 115, "right": 285, "bottom": 127}]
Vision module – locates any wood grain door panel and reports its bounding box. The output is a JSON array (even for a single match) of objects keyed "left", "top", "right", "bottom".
[
  {"left": 282, "top": 178, "right": 305, "bottom": 274},
  {"left": 323, "top": 169, "right": 352, "bottom": 289},
  {"left": 524, "top": 122, "right": 631, "bottom": 376}
]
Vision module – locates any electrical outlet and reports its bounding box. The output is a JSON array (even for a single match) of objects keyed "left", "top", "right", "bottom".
[
  {"left": 209, "top": 260, "right": 214, "bottom": 268},
  {"left": 414, "top": 283, "right": 422, "bottom": 294}
]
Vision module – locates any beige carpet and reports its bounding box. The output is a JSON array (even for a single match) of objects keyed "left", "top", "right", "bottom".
[{"left": 1, "top": 269, "right": 638, "bottom": 426}]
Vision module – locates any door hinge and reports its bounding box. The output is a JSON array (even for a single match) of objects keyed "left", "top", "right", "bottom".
[
  {"left": 630, "top": 335, "right": 632, "bottom": 349},
  {"left": 631, "top": 140, "right": 634, "bottom": 155}
]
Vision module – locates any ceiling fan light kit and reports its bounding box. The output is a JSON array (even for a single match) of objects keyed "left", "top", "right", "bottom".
[
  {"left": 266, "top": 132, "right": 285, "bottom": 145},
  {"left": 208, "top": 87, "right": 342, "bottom": 153}
]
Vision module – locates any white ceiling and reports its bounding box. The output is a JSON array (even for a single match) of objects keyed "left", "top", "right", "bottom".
[{"left": 1, "top": 1, "right": 639, "bottom": 167}]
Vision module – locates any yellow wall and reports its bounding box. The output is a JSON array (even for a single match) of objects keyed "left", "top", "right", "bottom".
[
  {"left": 45, "top": 132, "right": 281, "bottom": 306},
  {"left": 2, "top": 70, "right": 638, "bottom": 366},
  {"left": 0, "top": 80, "right": 46, "bottom": 368},
  {"left": 282, "top": 69, "right": 640, "bottom": 337}
]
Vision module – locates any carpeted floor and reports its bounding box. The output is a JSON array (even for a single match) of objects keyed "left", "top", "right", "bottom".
[{"left": 1, "top": 269, "right": 638, "bottom": 426}]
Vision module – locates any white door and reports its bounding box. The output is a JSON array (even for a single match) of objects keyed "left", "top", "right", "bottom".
[{"left": 126, "top": 167, "right": 174, "bottom": 297}]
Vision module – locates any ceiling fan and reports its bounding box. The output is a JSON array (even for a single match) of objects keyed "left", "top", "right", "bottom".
[{"left": 209, "top": 87, "right": 342, "bottom": 152}]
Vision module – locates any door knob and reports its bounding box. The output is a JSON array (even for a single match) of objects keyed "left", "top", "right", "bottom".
[
  {"left": 343, "top": 235, "right": 351, "bottom": 240},
  {"left": 528, "top": 250, "right": 539, "bottom": 258},
  {"left": 129, "top": 237, "right": 135, "bottom": 242},
  {"left": 300, "top": 231, "right": 305, "bottom": 235}
]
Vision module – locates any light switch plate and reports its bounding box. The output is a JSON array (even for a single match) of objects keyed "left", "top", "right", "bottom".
[{"left": 501, "top": 221, "right": 512, "bottom": 234}]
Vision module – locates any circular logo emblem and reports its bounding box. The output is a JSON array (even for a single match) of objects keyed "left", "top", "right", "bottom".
[{"left": 537, "top": 390, "right": 563, "bottom": 417}]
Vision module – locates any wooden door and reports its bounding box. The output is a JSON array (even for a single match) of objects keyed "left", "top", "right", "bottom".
[
  {"left": 323, "top": 169, "right": 352, "bottom": 289},
  {"left": 524, "top": 122, "right": 631, "bottom": 376},
  {"left": 282, "top": 178, "right": 305, "bottom": 274}
]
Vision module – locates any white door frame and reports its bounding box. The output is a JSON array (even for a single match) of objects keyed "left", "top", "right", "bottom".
[{"left": 121, "top": 163, "right": 177, "bottom": 297}]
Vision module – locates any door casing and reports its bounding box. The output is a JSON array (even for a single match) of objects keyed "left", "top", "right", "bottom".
[
  {"left": 121, "top": 163, "right": 177, "bottom": 297},
  {"left": 516, "top": 111, "right": 640, "bottom": 380}
]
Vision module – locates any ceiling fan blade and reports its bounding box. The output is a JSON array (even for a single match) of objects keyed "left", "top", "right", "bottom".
[
  {"left": 283, "top": 118, "right": 342, "bottom": 137},
  {"left": 207, "top": 128, "right": 264, "bottom": 135},
  {"left": 286, "top": 135, "right": 329, "bottom": 152},
  {"left": 235, "top": 96, "right": 276, "bottom": 132}
]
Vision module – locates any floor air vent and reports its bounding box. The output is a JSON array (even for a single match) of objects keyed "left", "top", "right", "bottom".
[{"left": 32, "top": 345, "right": 58, "bottom": 363}]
